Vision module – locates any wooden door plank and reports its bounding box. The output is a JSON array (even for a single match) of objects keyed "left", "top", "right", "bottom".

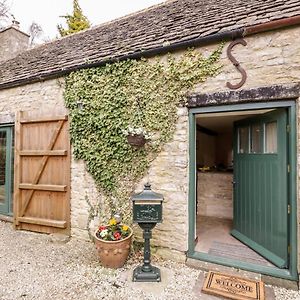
[
  {"left": 15, "top": 111, "right": 71, "bottom": 234},
  {"left": 20, "top": 150, "right": 67, "bottom": 156},
  {"left": 13, "top": 111, "right": 22, "bottom": 227},
  {"left": 64, "top": 119, "right": 71, "bottom": 234},
  {"left": 17, "top": 216, "right": 67, "bottom": 228},
  {"left": 20, "top": 115, "right": 68, "bottom": 124},
  {"left": 19, "top": 120, "right": 65, "bottom": 217},
  {"left": 19, "top": 184, "right": 67, "bottom": 192}
]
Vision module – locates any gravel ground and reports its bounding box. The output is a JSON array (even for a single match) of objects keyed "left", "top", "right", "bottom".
[{"left": 0, "top": 221, "right": 299, "bottom": 300}]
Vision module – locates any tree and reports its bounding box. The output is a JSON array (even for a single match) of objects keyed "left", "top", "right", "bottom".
[
  {"left": 57, "top": 0, "right": 90, "bottom": 37},
  {"left": 0, "top": 0, "right": 10, "bottom": 28},
  {"left": 28, "top": 21, "right": 43, "bottom": 45},
  {"left": 0, "top": 0, "right": 8, "bottom": 18}
]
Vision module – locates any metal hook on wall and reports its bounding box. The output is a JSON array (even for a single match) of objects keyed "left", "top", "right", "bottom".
[{"left": 226, "top": 39, "right": 248, "bottom": 90}]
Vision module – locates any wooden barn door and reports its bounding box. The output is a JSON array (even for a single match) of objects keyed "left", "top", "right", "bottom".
[{"left": 14, "top": 111, "right": 70, "bottom": 234}]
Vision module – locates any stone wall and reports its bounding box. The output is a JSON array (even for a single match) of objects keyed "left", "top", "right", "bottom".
[
  {"left": 70, "top": 158, "right": 101, "bottom": 240},
  {"left": 0, "top": 27, "right": 29, "bottom": 62},
  {"left": 195, "top": 26, "right": 300, "bottom": 94},
  {"left": 71, "top": 106, "right": 189, "bottom": 245},
  {"left": 197, "top": 172, "right": 233, "bottom": 220},
  {"left": 0, "top": 79, "right": 101, "bottom": 240},
  {"left": 134, "top": 107, "right": 189, "bottom": 254},
  {"left": 0, "top": 79, "right": 65, "bottom": 113}
]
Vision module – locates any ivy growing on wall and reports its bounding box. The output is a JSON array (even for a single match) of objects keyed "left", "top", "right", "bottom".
[{"left": 64, "top": 46, "right": 223, "bottom": 222}]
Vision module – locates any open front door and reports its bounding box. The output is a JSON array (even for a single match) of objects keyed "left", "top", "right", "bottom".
[{"left": 232, "top": 109, "right": 289, "bottom": 268}]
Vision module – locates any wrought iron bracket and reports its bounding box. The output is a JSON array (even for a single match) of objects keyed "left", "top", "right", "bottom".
[{"left": 226, "top": 39, "right": 248, "bottom": 90}]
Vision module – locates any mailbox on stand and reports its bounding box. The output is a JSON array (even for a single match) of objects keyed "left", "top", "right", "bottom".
[{"left": 132, "top": 183, "right": 164, "bottom": 282}]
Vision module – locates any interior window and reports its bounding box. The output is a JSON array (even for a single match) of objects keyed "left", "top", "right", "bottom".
[
  {"left": 265, "top": 122, "right": 277, "bottom": 154},
  {"left": 251, "top": 124, "right": 262, "bottom": 153},
  {"left": 238, "top": 127, "right": 249, "bottom": 154}
]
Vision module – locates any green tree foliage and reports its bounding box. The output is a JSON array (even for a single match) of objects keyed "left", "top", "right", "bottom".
[{"left": 57, "top": 0, "right": 90, "bottom": 37}]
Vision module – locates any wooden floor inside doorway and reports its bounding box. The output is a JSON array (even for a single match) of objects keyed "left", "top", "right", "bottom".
[{"left": 195, "top": 216, "right": 276, "bottom": 268}]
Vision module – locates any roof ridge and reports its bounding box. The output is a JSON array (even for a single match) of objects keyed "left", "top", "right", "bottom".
[{"left": 0, "top": 25, "right": 30, "bottom": 37}]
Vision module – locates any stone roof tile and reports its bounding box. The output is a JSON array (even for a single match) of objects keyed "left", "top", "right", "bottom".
[{"left": 0, "top": 0, "right": 299, "bottom": 88}]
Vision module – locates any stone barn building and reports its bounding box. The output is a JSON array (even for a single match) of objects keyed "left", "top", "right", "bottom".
[{"left": 0, "top": 0, "right": 300, "bottom": 287}]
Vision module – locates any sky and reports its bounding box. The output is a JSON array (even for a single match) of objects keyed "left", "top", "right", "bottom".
[{"left": 6, "top": 0, "right": 165, "bottom": 40}]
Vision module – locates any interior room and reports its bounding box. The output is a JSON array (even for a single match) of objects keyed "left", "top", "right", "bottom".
[{"left": 195, "top": 109, "right": 276, "bottom": 267}]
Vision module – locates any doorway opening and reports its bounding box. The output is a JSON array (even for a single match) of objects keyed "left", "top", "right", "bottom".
[{"left": 194, "top": 107, "right": 290, "bottom": 270}]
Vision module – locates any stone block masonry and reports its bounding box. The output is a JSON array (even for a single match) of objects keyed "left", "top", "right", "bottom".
[
  {"left": 196, "top": 26, "right": 300, "bottom": 94},
  {"left": 0, "top": 26, "right": 29, "bottom": 63},
  {"left": 134, "top": 107, "right": 189, "bottom": 253},
  {"left": 197, "top": 172, "right": 233, "bottom": 220},
  {"left": 0, "top": 79, "right": 65, "bottom": 114}
]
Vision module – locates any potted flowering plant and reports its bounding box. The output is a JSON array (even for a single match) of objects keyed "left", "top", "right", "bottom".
[
  {"left": 94, "top": 217, "right": 133, "bottom": 268},
  {"left": 122, "top": 126, "right": 152, "bottom": 148}
]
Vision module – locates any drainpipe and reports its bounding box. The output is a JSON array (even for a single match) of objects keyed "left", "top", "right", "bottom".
[{"left": 244, "top": 15, "right": 300, "bottom": 36}]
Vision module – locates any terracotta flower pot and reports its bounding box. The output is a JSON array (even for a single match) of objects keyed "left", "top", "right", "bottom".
[
  {"left": 127, "top": 134, "right": 146, "bottom": 148},
  {"left": 94, "top": 227, "right": 133, "bottom": 269}
]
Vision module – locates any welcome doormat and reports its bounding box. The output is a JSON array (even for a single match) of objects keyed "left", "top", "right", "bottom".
[{"left": 202, "top": 271, "right": 265, "bottom": 300}]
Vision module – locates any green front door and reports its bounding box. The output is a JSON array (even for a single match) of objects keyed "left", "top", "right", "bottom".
[
  {"left": 0, "top": 126, "right": 14, "bottom": 216},
  {"left": 232, "top": 109, "right": 289, "bottom": 268}
]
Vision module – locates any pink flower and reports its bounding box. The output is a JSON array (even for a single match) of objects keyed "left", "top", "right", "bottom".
[
  {"left": 99, "top": 226, "right": 107, "bottom": 231},
  {"left": 114, "top": 232, "right": 121, "bottom": 240}
]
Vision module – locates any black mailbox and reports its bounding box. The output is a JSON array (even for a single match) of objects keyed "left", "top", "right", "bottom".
[
  {"left": 132, "top": 183, "right": 163, "bottom": 223},
  {"left": 132, "top": 183, "right": 164, "bottom": 282}
]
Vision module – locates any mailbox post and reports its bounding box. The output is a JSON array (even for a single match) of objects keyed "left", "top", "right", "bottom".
[{"left": 132, "top": 183, "right": 164, "bottom": 282}]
